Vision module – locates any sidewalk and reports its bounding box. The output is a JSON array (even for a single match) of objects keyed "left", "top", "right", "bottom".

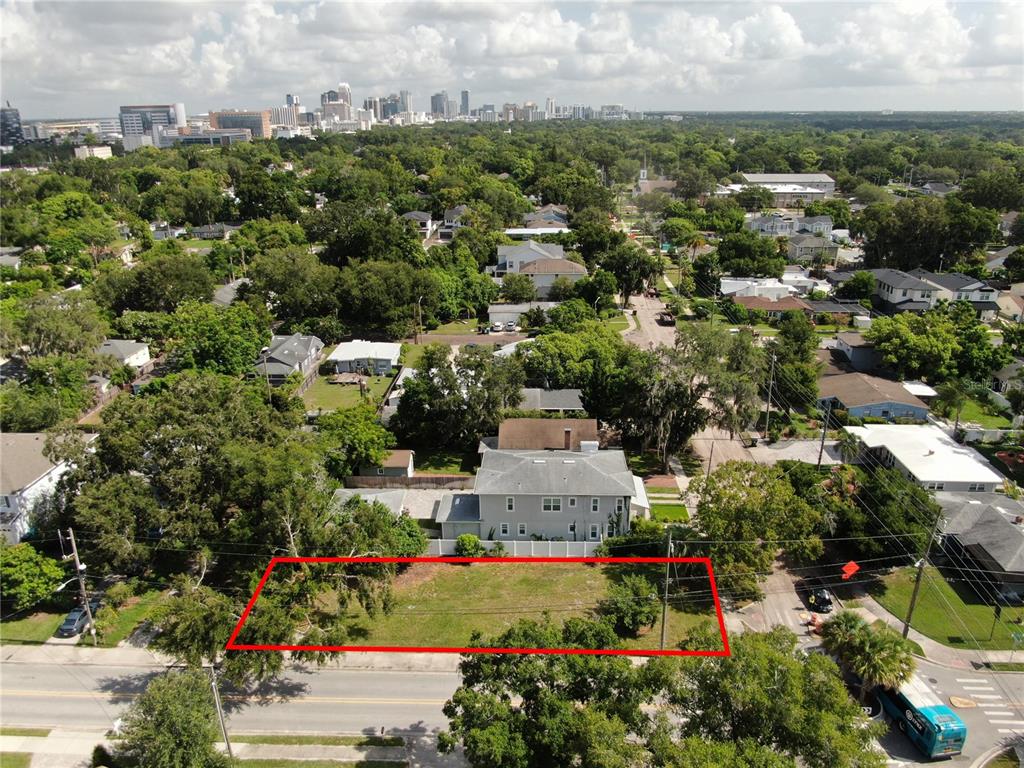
[
  {"left": 0, "top": 644, "right": 461, "bottom": 672},
  {"left": 0, "top": 730, "right": 104, "bottom": 768}
]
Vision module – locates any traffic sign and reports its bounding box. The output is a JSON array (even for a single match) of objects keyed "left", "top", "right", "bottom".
[{"left": 841, "top": 561, "right": 860, "bottom": 580}]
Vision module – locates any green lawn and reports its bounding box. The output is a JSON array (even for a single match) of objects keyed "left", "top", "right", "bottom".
[
  {"left": 601, "top": 312, "right": 631, "bottom": 332},
  {"left": 871, "top": 567, "right": 1024, "bottom": 651},
  {"left": 984, "top": 662, "right": 1024, "bottom": 672},
  {"left": 176, "top": 238, "right": 214, "bottom": 250},
  {"left": 302, "top": 375, "right": 393, "bottom": 412},
  {"left": 627, "top": 450, "right": 666, "bottom": 476},
  {"left": 234, "top": 735, "right": 403, "bottom": 747},
  {"left": 986, "top": 752, "right": 1021, "bottom": 768},
  {"left": 0, "top": 754, "right": 32, "bottom": 768},
  {"left": 650, "top": 504, "right": 690, "bottom": 523},
  {"left": 399, "top": 344, "right": 429, "bottom": 370},
  {"left": 0, "top": 611, "right": 64, "bottom": 645},
  {"left": 413, "top": 448, "right": 477, "bottom": 475},
  {"left": 97, "top": 590, "right": 168, "bottom": 647},
  {"left": 0, "top": 727, "right": 51, "bottom": 736},
  {"left": 280, "top": 562, "right": 722, "bottom": 653},
  {"left": 955, "top": 396, "right": 1013, "bottom": 429},
  {"left": 426, "top": 319, "right": 478, "bottom": 335}
]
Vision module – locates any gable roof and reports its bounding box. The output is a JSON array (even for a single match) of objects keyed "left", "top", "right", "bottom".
[
  {"left": 837, "top": 332, "right": 874, "bottom": 348},
  {"left": 521, "top": 258, "right": 587, "bottom": 275},
  {"left": 332, "top": 488, "right": 407, "bottom": 517},
  {"left": 908, "top": 269, "right": 989, "bottom": 292},
  {"left": 327, "top": 340, "right": 402, "bottom": 363},
  {"left": 819, "top": 372, "right": 929, "bottom": 410},
  {"left": 520, "top": 388, "right": 585, "bottom": 411},
  {"left": 789, "top": 234, "right": 834, "bottom": 247},
  {"left": 401, "top": 210, "right": 432, "bottom": 222},
  {"left": 381, "top": 449, "right": 414, "bottom": 469},
  {"left": 732, "top": 295, "right": 811, "bottom": 312},
  {"left": 1, "top": 433, "right": 59, "bottom": 495},
  {"left": 805, "top": 300, "right": 869, "bottom": 316},
  {"left": 497, "top": 418, "right": 599, "bottom": 451},
  {"left": 263, "top": 334, "right": 323, "bottom": 366},
  {"left": 474, "top": 449, "right": 635, "bottom": 497},
  {"left": 497, "top": 240, "right": 564, "bottom": 261},
  {"left": 871, "top": 269, "right": 934, "bottom": 291},
  {"left": 938, "top": 494, "right": 1024, "bottom": 572},
  {"left": 96, "top": 339, "right": 148, "bottom": 360}
]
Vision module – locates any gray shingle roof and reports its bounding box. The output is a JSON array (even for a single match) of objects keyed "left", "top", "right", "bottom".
[
  {"left": 908, "top": 269, "right": 987, "bottom": 292},
  {"left": 254, "top": 333, "right": 323, "bottom": 376},
  {"left": 435, "top": 492, "right": 480, "bottom": 523},
  {"left": 332, "top": 488, "right": 407, "bottom": 517},
  {"left": 938, "top": 494, "right": 1024, "bottom": 573},
  {"left": 871, "top": 269, "right": 934, "bottom": 291},
  {"left": 401, "top": 210, "right": 432, "bottom": 222},
  {"left": 474, "top": 449, "right": 635, "bottom": 497},
  {"left": 96, "top": 339, "right": 148, "bottom": 361},
  {"left": 497, "top": 241, "right": 564, "bottom": 261},
  {"left": 519, "top": 388, "right": 584, "bottom": 411}
]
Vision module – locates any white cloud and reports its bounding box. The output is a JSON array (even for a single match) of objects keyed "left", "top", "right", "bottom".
[{"left": 0, "top": 0, "right": 1019, "bottom": 117}]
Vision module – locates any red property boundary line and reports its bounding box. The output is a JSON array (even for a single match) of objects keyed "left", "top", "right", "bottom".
[{"left": 225, "top": 557, "right": 731, "bottom": 657}]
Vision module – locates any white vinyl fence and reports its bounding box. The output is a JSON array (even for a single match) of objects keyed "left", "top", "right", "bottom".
[{"left": 428, "top": 539, "right": 602, "bottom": 557}]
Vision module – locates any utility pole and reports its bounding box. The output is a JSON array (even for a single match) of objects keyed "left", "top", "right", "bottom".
[
  {"left": 659, "top": 532, "right": 672, "bottom": 651},
  {"left": 65, "top": 528, "right": 97, "bottom": 647},
  {"left": 817, "top": 400, "right": 833, "bottom": 469},
  {"left": 901, "top": 514, "right": 943, "bottom": 639},
  {"left": 209, "top": 664, "right": 233, "bottom": 758},
  {"left": 764, "top": 352, "right": 776, "bottom": 438},
  {"left": 705, "top": 441, "right": 715, "bottom": 481}
]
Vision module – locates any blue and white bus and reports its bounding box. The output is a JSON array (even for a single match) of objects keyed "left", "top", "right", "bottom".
[{"left": 877, "top": 674, "right": 967, "bottom": 759}]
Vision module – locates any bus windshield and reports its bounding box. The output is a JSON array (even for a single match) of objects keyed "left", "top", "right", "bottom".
[{"left": 877, "top": 675, "right": 967, "bottom": 759}]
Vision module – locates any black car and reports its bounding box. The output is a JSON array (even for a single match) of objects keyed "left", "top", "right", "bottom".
[
  {"left": 55, "top": 607, "right": 90, "bottom": 637},
  {"left": 797, "top": 578, "right": 835, "bottom": 614}
]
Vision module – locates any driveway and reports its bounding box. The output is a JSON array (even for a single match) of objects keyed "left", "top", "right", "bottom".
[
  {"left": 689, "top": 426, "right": 754, "bottom": 476},
  {"left": 748, "top": 439, "right": 843, "bottom": 466},
  {"left": 622, "top": 294, "right": 676, "bottom": 349}
]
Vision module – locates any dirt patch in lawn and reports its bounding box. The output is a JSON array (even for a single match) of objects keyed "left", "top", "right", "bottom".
[{"left": 392, "top": 561, "right": 446, "bottom": 590}]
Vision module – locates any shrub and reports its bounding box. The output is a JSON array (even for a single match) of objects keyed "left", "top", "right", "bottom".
[
  {"left": 454, "top": 533, "right": 485, "bottom": 558},
  {"left": 489, "top": 541, "right": 507, "bottom": 557},
  {"left": 597, "top": 573, "right": 659, "bottom": 637},
  {"left": 105, "top": 581, "right": 134, "bottom": 609}
]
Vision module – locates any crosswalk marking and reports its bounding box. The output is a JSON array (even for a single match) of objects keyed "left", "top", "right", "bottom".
[
  {"left": 998, "top": 728, "right": 1023, "bottom": 734},
  {"left": 961, "top": 685, "right": 994, "bottom": 691},
  {"left": 989, "top": 720, "right": 1024, "bottom": 726},
  {"left": 955, "top": 678, "right": 988, "bottom": 683},
  {"left": 974, "top": 694, "right": 1004, "bottom": 699},
  {"left": 984, "top": 710, "right": 1014, "bottom": 716}
]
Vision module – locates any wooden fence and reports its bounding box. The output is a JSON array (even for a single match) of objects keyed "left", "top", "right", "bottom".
[{"left": 343, "top": 475, "right": 474, "bottom": 490}]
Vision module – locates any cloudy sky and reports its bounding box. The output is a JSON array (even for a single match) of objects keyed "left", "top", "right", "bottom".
[{"left": 2, "top": 0, "right": 1022, "bottom": 119}]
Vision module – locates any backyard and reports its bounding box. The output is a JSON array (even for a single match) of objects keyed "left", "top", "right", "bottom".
[
  {"left": 953, "top": 395, "right": 1014, "bottom": 429},
  {"left": 974, "top": 442, "right": 1024, "bottom": 483},
  {"left": 302, "top": 374, "right": 393, "bottom": 412},
  {"left": 412, "top": 448, "right": 477, "bottom": 475},
  {"left": 871, "top": 566, "right": 1024, "bottom": 651}
]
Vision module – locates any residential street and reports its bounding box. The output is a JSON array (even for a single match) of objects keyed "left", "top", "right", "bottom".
[{"left": 622, "top": 292, "right": 676, "bottom": 349}]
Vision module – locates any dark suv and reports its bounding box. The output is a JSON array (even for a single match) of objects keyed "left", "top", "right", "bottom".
[
  {"left": 797, "top": 578, "right": 835, "bottom": 614},
  {"left": 55, "top": 607, "right": 90, "bottom": 637}
]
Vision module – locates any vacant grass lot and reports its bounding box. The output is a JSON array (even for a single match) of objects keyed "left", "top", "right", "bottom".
[
  {"left": 0, "top": 611, "right": 64, "bottom": 645},
  {"left": 427, "top": 319, "right": 478, "bottom": 335},
  {"left": 284, "top": 562, "right": 723, "bottom": 652},
  {"left": 871, "top": 566, "right": 1024, "bottom": 651},
  {"left": 303, "top": 375, "right": 393, "bottom": 412},
  {"left": 97, "top": 590, "right": 168, "bottom": 647},
  {"left": 412, "top": 448, "right": 477, "bottom": 475}
]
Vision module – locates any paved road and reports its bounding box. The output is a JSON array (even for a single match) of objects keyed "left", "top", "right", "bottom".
[
  {"left": 622, "top": 293, "right": 676, "bottom": 349},
  {"left": 0, "top": 661, "right": 460, "bottom": 736}
]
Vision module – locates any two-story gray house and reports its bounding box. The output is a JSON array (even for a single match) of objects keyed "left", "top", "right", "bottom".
[{"left": 435, "top": 447, "right": 649, "bottom": 542}]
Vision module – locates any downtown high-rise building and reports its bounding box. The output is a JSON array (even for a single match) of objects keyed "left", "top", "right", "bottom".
[
  {"left": 399, "top": 90, "right": 412, "bottom": 112},
  {"left": 363, "top": 96, "right": 381, "bottom": 120},
  {"left": 209, "top": 109, "right": 272, "bottom": 138},
  {"left": 460, "top": 90, "right": 470, "bottom": 116},
  {"left": 545, "top": 97, "right": 556, "bottom": 119},
  {"left": 430, "top": 90, "right": 448, "bottom": 117},
  {"left": 1, "top": 101, "right": 25, "bottom": 147},
  {"left": 119, "top": 103, "right": 185, "bottom": 137},
  {"left": 337, "top": 82, "right": 353, "bottom": 106}
]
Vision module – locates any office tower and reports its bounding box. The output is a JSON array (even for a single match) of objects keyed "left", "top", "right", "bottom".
[
  {"left": 460, "top": 90, "right": 470, "bottom": 116},
  {"left": 1, "top": 102, "right": 25, "bottom": 147},
  {"left": 522, "top": 101, "right": 539, "bottom": 121},
  {"left": 209, "top": 110, "right": 272, "bottom": 139},
  {"left": 286, "top": 94, "right": 296, "bottom": 107},
  {"left": 399, "top": 90, "right": 412, "bottom": 112},
  {"left": 337, "top": 82, "right": 352, "bottom": 106},
  {"left": 545, "top": 97, "right": 556, "bottom": 119},
  {"left": 381, "top": 94, "right": 401, "bottom": 119},
  {"left": 446, "top": 98, "right": 457, "bottom": 119},
  {"left": 322, "top": 101, "right": 352, "bottom": 121},
  {"left": 363, "top": 96, "right": 381, "bottom": 120},
  {"left": 270, "top": 105, "right": 299, "bottom": 127},
  {"left": 482, "top": 103, "right": 495, "bottom": 113},
  {"left": 321, "top": 90, "right": 339, "bottom": 106},
  {"left": 430, "top": 91, "right": 447, "bottom": 118},
  {"left": 118, "top": 103, "right": 181, "bottom": 137}
]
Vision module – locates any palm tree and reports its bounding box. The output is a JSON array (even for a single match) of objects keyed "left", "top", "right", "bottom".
[
  {"left": 849, "top": 628, "right": 916, "bottom": 704},
  {"left": 821, "top": 610, "right": 867, "bottom": 671},
  {"left": 935, "top": 379, "right": 970, "bottom": 433},
  {"left": 837, "top": 430, "right": 862, "bottom": 464},
  {"left": 684, "top": 232, "right": 706, "bottom": 262}
]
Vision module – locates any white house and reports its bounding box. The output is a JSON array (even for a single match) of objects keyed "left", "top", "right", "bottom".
[
  {"left": 488, "top": 302, "right": 557, "bottom": 326},
  {"left": 520, "top": 258, "right": 587, "bottom": 298},
  {"left": 327, "top": 340, "right": 402, "bottom": 375},
  {"left": 494, "top": 241, "right": 565, "bottom": 275},
  {"left": 844, "top": 424, "right": 1003, "bottom": 493},
  {"left": 719, "top": 277, "right": 795, "bottom": 301},
  {"left": 1, "top": 433, "right": 96, "bottom": 544},
  {"left": 400, "top": 210, "right": 438, "bottom": 240},
  {"left": 95, "top": 339, "right": 151, "bottom": 371},
  {"left": 907, "top": 269, "right": 1001, "bottom": 321}
]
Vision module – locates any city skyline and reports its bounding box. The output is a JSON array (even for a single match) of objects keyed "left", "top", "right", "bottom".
[{"left": 1, "top": 1, "right": 1022, "bottom": 119}]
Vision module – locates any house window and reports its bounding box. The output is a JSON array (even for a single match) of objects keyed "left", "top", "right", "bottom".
[
  {"left": 542, "top": 497, "right": 562, "bottom": 513},
  {"left": 568, "top": 497, "right": 577, "bottom": 508},
  {"left": 500, "top": 523, "right": 510, "bottom": 536},
  {"left": 518, "top": 523, "right": 527, "bottom": 536},
  {"left": 902, "top": 289, "right": 908, "bottom": 297},
  {"left": 615, "top": 498, "right": 625, "bottom": 514},
  {"left": 506, "top": 497, "right": 515, "bottom": 512},
  {"left": 607, "top": 522, "right": 617, "bottom": 537},
  {"left": 968, "top": 483, "right": 985, "bottom": 492},
  {"left": 925, "top": 482, "right": 945, "bottom": 491},
  {"left": 568, "top": 522, "right": 576, "bottom": 536},
  {"left": 589, "top": 523, "right": 600, "bottom": 540},
  {"left": 591, "top": 498, "right": 599, "bottom": 513}
]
